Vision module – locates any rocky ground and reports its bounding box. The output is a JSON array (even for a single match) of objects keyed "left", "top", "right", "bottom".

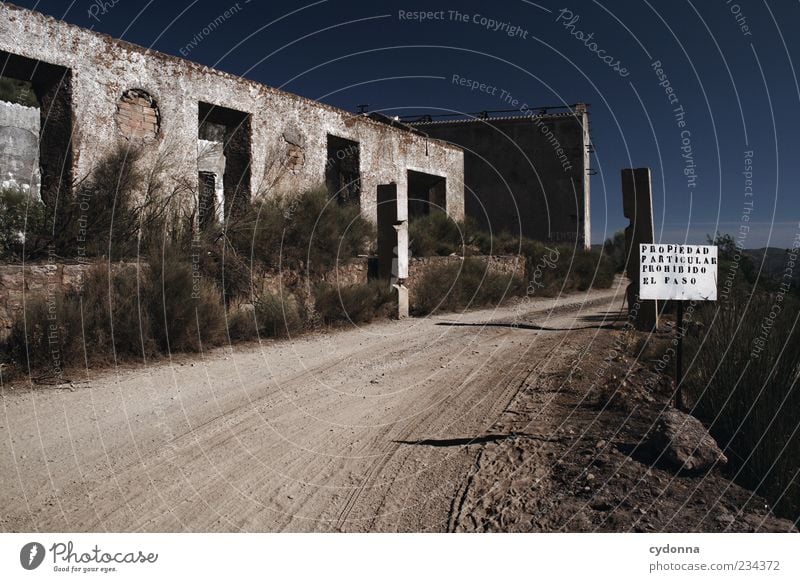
[{"left": 451, "top": 318, "right": 796, "bottom": 532}]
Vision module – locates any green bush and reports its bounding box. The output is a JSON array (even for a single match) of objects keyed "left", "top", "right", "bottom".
[
  {"left": 412, "top": 258, "right": 525, "bottom": 315},
  {"left": 0, "top": 187, "right": 47, "bottom": 260},
  {"left": 146, "top": 246, "right": 226, "bottom": 352},
  {"left": 227, "top": 196, "right": 285, "bottom": 267},
  {"left": 5, "top": 264, "right": 158, "bottom": 373},
  {"left": 1, "top": 145, "right": 190, "bottom": 261},
  {"left": 230, "top": 188, "right": 374, "bottom": 274},
  {"left": 408, "top": 216, "right": 617, "bottom": 295},
  {"left": 252, "top": 290, "right": 303, "bottom": 337},
  {"left": 76, "top": 264, "right": 155, "bottom": 362},
  {"left": 603, "top": 230, "right": 628, "bottom": 273},
  {"left": 569, "top": 251, "right": 616, "bottom": 291},
  {"left": 408, "top": 214, "right": 527, "bottom": 257},
  {"left": 687, "top": 293, "right": 800, "bottom": 523},
  {"left": 0, "top": 77, "right": 38, "bottom": 107},
  {"left": 521, "top": 243, "right": 566, "bottom": 297},
  {"left": 73, "top": 146, "right": 147, "bottom": 258},
  {"left": 409, "top": 212, "right": 465, "bottom": 256},
  {"left": 315, "top": 280, "right": 396, "bottom": 325},
  {"left": 6, "top": 294, "right": 82, "bottom": 376}
]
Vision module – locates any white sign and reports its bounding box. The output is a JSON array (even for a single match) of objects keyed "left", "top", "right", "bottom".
[{"left": 639, "top": 243, "right": 718, "bottom": 301}]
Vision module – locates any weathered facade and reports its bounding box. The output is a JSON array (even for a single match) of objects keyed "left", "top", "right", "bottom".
[
  {"left": 0, "top": 3, "right": 465, "bottom": 315},
  {"left": 409, "top": 106, "right": 591, "bottom": 248}
]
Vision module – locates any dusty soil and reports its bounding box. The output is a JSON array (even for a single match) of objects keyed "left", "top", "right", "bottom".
[
  {"left": 0, "top": 279, "right": 793, "bottom": 532},
  {"left": 451, "top": 319, "right": 797, "bottom": 532}
]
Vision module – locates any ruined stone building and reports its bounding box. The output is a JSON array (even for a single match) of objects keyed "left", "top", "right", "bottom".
[
  {"left": 409, "top": 106, "right": 592, "bottom": 249},
  {"left": 0, "top": 3, "right": 465, "bottom": 312}
]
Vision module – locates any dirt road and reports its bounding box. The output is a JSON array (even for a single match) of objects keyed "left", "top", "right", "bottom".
[{"left": 1, "top": 284, "right": 626, "bottom": 532}]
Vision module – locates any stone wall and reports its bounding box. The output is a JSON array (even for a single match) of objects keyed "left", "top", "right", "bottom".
[
  {"left": 0, "top": 262, "right": 91, "bottom": 335},
  {"left": 0, "top": 256, "right": 521, "bottom": 336}
]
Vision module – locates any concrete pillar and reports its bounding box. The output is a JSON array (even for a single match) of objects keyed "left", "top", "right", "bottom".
[
  {"left": 621, "top": 168, "right": 658, "bottom": 331},
  {"left": 394, "top": 219, "right": 409, "bottom": 318},
  {"left": 395, "top": 283, "right": 409, "bottom": 318}
]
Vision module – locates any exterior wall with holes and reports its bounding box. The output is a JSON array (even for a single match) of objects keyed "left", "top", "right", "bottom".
[{"left": 0, "top": 3, "right": 464, "bottom": 228}]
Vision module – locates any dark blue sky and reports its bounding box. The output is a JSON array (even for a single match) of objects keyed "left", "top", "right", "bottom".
[{"left": 13, "top": 0, "right": 800, "bottom": 247}]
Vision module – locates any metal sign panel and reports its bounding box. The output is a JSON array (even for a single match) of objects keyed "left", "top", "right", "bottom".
[{"left": 639, "top": 244, "right": 718, "bottom": 301}]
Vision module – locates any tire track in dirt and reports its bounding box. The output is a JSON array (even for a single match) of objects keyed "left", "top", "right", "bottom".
[{"left": 1, "top": 286, "right": 624, "bottom": 532}]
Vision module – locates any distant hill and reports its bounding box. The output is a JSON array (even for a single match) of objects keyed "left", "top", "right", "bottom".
[{"left": 744, "top": 247, "right": 800, "bottom": 286}]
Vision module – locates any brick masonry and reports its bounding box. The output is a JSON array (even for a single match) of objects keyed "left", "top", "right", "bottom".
[{"left": 116, "top": 89, "right": 159, "bottom": 140}]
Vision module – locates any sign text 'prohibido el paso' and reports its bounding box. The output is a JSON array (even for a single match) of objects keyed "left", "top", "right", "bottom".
[{"left": 639, "top": 244, "right": 718, "bottom": 301}]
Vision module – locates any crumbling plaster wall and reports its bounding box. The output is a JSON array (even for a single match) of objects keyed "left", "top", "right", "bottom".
[{"left": 0, "top": 3, "right": 464, "bottom": 227}]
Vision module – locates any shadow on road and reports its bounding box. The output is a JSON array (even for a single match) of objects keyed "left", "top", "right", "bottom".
[
  {"left": 394, "top": 433, "right": 526, "bottom": 447},
  {"left": 577, "top": 310, "right": 625, "bottom": 324},
  {"left": 436, "top": 321, "right": 620, "bottom": 332}
]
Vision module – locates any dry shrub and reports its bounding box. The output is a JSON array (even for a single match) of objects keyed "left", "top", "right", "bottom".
[
  {"left": 252, "top": 290, "right": 303, "bottom": 337},
  {"left": 412, "top": 258, "right": 525, "bottom": 316},
  {"left": 75, "top": 146, "right": 145, "bottom": 257},
  {"left": 197, "top": 236, "right": 253, "bottom": 304},
  {"left": 229, "top": 188, "right": 374, "bottom": 274},
  {"left": 76, "top": 264, "right": 155, "bottom": 362},
  {"left": 5, "top": 264, "right": 156, "bottom": 373},
  {"left": 315, "top": 281, "right": 396, "bottom": 325},
  {"left": 146, "top": 246, "right": 226, "bottom": 352},
  {"left": 226, "top": 290, "right": 306, "bottom": 341},
  {"left": 687, "top": 293, "right": 800, "bottom": 524},
  {"left": 409, "top": 213, "right": 468, "bottom": 256},
  {"left": 227, "top": 305, "right": 258, "bottom": 341},
  {"left": 6, "top": 294, "right": 82, "bottom": 375}
]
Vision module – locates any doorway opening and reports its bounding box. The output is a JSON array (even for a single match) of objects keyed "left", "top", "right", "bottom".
[
  {"left": 407, "top": 169, "right": 446, "bottom": 221},
  {"left": 198, "top": 101, "right": 251, "bottom": 221},
  {"left": 325, "top": 135, "right": 360, "bottom": 205},
  {"left": 0, "top": 50, "right": 73, "bottom": 203}
]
